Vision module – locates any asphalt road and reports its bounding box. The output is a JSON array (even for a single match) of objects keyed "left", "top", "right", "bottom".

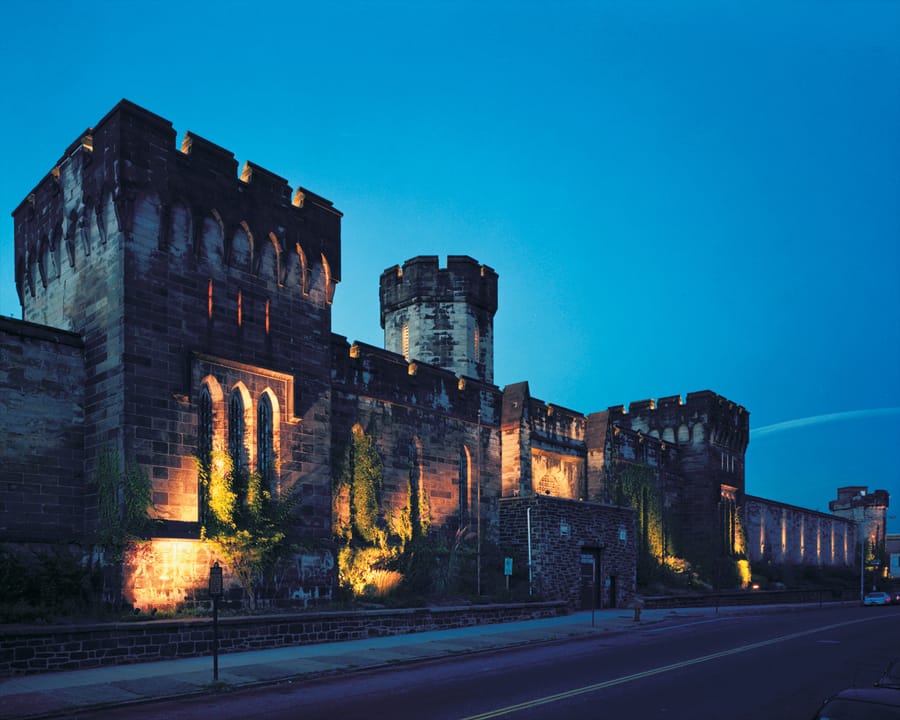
[{"left": 78, "top": 606, "right": 900, "bottom": 720}]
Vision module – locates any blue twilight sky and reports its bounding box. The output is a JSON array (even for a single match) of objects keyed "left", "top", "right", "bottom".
[{"left": 1, "top": 1, "right": 898, "bottom": 527}]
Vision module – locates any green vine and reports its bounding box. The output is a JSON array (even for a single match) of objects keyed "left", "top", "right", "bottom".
[
  {"left": 333, "top": 424, "right": 431, "bottom": 597},
  {"left": 198, "top": 449, "right": 300, "bottom": 609},
  {"left": 349, "top": 425, "right": 383, "bottom": 545},
  {"left": 95, "top": 447, "right": 154, "bottom": 561},
  {"left": 612, "top": 462, "right": 665, "bottom": 583}
]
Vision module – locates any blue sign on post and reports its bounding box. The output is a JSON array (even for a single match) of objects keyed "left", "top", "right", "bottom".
[{"left": 504, "top": 557, "right": 513, "bottom": 576}]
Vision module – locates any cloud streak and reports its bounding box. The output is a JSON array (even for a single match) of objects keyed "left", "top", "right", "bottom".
[{"left": 751, "top": 407, "right": 900, "bottom": 440}]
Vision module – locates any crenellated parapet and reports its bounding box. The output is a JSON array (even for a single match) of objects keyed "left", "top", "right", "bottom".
[
  {"left": 606, "top": 390, "right": 750, "bottom": 455},
  {"left": 379, "top": 255, "right": 498, "bottom": 320},
  {"left": 527, "top": 399, "right": 586, "bottom": 450},
  {"left": 13, "top": 99, "right": 342, "bottom": 323},
  {"left": 330, "top": 334, "right": 498, "bottom": 425},
  {"left": 380, "top": 255, "right": 498, "bottom": 383},
  {"left": 500, "top": 382, "right": 588, "bottom": 500}
]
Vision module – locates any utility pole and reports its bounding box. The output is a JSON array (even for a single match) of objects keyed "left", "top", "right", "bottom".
[
  {"left": 476, "top": 407, "right": 482, "bottom": 596},
  {"left": 860, "top": 521, "right": 866, "bottom": 603}
]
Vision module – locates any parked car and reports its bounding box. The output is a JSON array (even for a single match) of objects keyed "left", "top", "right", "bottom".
[
  {"left": 812, "top": 687, "right": 900, "bottom": 718},
  {"left": 864, "top": 591, "right": 892, "bottom": 606}
]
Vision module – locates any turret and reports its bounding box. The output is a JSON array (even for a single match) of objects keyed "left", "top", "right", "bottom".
[{"left": 380, "top": 255, "right": 498, "bottom": 383}]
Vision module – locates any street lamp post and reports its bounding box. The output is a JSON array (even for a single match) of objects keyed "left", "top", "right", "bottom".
[
  {"left": 209, "top": 561, "right": 223, "bottom": 681},
  {"left": 476, "top": 408, "right": 482, "bottom": 596},
  {"left": 858, "top": 520, "right": 870, "bottom": 603}
]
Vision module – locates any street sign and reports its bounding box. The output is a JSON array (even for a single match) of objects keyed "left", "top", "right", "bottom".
[
  {"left": 504, "top": 557, "right": 513, "bottom": 576},
  {"left": 209, "top": 561, "right": 223, "bottom": 597}
]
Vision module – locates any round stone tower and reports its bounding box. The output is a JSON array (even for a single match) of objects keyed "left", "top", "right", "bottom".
[{"left": 380, "top": 255, "right": 498, "bottom": 384}]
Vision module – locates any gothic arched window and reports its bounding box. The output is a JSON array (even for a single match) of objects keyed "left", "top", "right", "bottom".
[
  {"left": 228, "top": 391, "right": 245, "bottom": 469},
  {"left": 257, "top": 394, "right": 274, "bottom": 489},
  {"left": 198, "top": 385, "right": 213, "bottom": 467}
]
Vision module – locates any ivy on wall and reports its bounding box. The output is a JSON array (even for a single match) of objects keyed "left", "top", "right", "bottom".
[
  {"left": 198, "top": 449, "right": 300, "bottom": 609},
  {"left": 333, "top": 424, "right": 431, "bottom": 597},
  {"left": 95, "top": 447, "right": 154, "bottom": 561},
  {"left": 612, "top": 462, "right": 666, "bottom": 583}
]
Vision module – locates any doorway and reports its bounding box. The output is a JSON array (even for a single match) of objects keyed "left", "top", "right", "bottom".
[{"left": 579, "top": 548, "right": 602, "bottom": 610}]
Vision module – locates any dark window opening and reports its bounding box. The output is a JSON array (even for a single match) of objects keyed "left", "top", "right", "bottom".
[{"left": 258, "top": 394, "right": 275, "bottom": 490}]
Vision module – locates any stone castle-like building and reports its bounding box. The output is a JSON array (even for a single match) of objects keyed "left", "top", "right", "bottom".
[{"left": 0, "top": 101, "right": 888, "bottom": 610}]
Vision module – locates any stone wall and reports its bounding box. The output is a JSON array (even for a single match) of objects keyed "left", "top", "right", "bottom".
[
  {"left": 743, "top": 495, "right": 856, "bottom": 566},
  {"left": 500, "top": 382, "right": 588, "bottom": 501},
  {"left": 596, "top": 391, "right": 749, "bottom": 564},
  {"left": 0, "top": 318, "right": 85, "bottom": 542},
  {"left": 122, "top": 538, "right": 335, "bottom": 611},
  {"left": 11, "top": 100, "right": 343, "bottom": 546},
  {"left": 0, "top": 601, "right": 566, "bottom": 676},
  {"left": 499, "top": 495, "right": 636, "bottom": 608},
  {"left": 331, "top": 337, "right": 501, "bottom": 537}
]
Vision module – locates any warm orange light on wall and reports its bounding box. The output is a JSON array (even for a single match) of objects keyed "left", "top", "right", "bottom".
[
  {"left": 237, "top": 290, "right": 243, "bottom": 327},
  {"left": 265, "top": 299, "right": 270, "bottom": 334},
  {"left": 124, "top": 539, "right": 217, "bottom": 611},
  {"left": 207, "top": 278, "right": 213, "bottom": 318}
]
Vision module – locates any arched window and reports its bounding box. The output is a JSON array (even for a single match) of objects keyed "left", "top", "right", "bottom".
[
  {"left": 228, "top": 391, "right": 245, "bottom": 469},
  {"left": 198, "top": 385, "right": 213, "bottom": 467},
  {"left": 257, "top": 394, "right": 275, "bottom": 489}
]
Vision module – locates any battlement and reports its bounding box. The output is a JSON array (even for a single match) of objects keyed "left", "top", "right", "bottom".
[
  {"left": 605, "top": 389, "right": 750, "bottom": 454},
  {"left": 18, "top": 100, "right": 333, "bottom": 218},
  {"left": 830, "top": 486, "right": 890, "bottom": 512},
  {"left": 13, "top": 100, "right": 343, "bottom": 320},
  {"left": 180, "top": 131, "right": 238, "bottom": 179},
  {"left": 528, "top": 397, "right": 586, "bottom": 447},
  {"left": 611, "top": 390, "right": 746, "bottom": 422},
  {"left": 379, "top": 255, "right": 498, "bottom": 326},
  {"left": 330, "top": 334, "right": 495, "bottom": 425}
]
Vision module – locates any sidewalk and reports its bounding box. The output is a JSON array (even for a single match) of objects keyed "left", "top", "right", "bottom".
[{"left": 0, "top": 604, "right": 814, "bottom": 719}]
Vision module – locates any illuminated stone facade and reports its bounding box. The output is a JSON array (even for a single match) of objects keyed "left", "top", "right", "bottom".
[{"left": 1, "top": 101, "right": 886, "bottom": 610}]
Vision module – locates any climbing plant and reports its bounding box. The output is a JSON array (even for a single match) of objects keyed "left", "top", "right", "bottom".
[
  {"left": 612, "top": 463, "right": 666, "bottom": 584},
  {"left": 333, "top": 424, "right": 431, "bottom": 597},
  {"left": 198, "top": 449, "right": 300, "bottom": 609},
  {"left": 95, "top": 447, "right": 154, "bottom": 561},
  {"left": 349, "top": 425, "right": 383, "bottom": 545}
]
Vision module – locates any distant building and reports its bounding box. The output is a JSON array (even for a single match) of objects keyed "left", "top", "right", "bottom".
[
  {"left": 829, "top": 487, "right": 891, "bottom": 572},
  {"left": 0, "top": 101, "right": 887, "bottom": 610},
  {"left": 887, "top": 534, "right": 900, "bottom": 578}
]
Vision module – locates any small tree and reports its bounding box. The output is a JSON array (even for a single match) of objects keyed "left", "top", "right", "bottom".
[{"left": 199, "top": 449, "right": 300, "bottom": 609}]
